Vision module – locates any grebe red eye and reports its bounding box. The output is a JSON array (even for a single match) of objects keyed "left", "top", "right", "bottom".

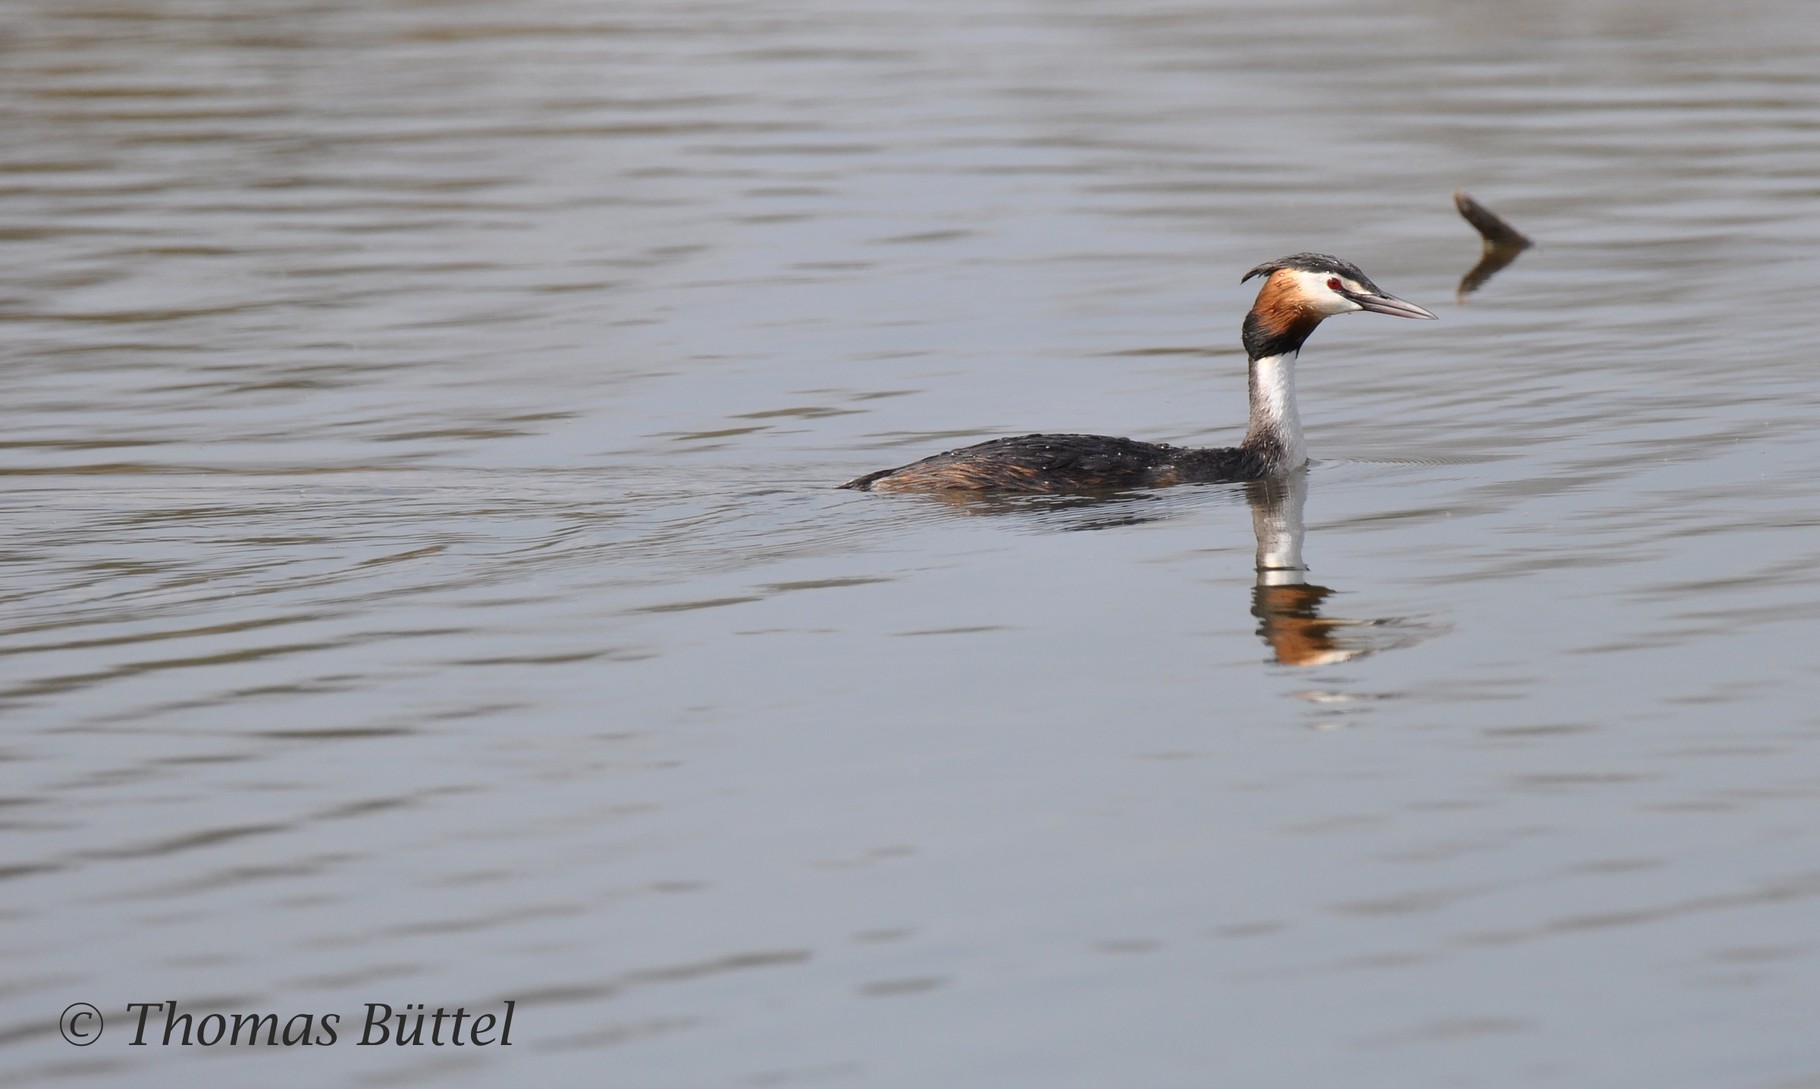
[{"left": 1326, "top": 277, "right": 1343, "bottom": 291}]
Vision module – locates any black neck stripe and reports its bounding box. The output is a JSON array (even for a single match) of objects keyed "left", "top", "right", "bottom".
[{"left": 1242, "top": 311, "right": 1316, "bottom": 361}]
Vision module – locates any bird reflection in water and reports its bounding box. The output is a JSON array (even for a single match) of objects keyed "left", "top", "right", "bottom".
[
  {"left": 1247, "top": 470, "right": 1440, "bottom": 666},
  {"left": 882, "top": 469, "right": 1440, "bottom": 665}
]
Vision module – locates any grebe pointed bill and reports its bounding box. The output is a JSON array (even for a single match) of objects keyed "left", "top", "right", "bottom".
[{"left": 841, "top": 253, "right": 1436, "bottom": 495}]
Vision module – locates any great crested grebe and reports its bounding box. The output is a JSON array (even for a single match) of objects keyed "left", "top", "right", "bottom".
[{"left": 841, "top": 253, "right": 1436, "bottom": 493}]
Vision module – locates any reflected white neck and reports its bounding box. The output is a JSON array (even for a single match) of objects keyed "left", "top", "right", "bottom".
[{"left": 1252, "top": 470, "right": 1310, "bottom": 582}]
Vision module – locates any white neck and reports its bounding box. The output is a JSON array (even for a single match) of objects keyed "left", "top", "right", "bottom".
[{"left": 1244, "top": 351, "right": 1306, "bottom": 470}]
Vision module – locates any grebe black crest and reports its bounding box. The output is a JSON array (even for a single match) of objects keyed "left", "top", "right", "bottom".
[{"left": 841, "top": 253, "right": 1436, "bottom": 494}]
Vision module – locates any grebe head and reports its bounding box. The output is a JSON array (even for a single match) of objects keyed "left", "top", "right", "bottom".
[
  {"left": 1239, "top": 252, "right": 1435, "bottom": 362},
  {"left": 1242, "top": 252, "right": 1438, "bottom": 321}
]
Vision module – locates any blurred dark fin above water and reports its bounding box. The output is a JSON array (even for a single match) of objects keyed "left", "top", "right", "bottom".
[
  {"left": 1453, "top": 189, "right": 1532, "bottom": 248},
  {"left": 1453, "top": 189, "right": 1532, "bottom": 300}
]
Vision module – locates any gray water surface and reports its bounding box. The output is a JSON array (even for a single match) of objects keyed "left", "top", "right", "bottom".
[{"left": 6, "top": 1, "right": 1820, "bottom": 1086}]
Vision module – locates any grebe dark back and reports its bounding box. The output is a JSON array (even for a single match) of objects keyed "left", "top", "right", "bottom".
[{"left": 841, "top": 253, "right": 1436, "bottom": 494}]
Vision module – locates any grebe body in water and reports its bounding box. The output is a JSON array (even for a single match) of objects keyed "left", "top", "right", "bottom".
[{"left": 841, "top": 253, "right": 1435, "bottom": 493}]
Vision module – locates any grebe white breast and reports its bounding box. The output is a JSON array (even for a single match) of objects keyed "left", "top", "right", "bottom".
[{"left": 841, "top": 253, "right": 1436, "bottom": 494}]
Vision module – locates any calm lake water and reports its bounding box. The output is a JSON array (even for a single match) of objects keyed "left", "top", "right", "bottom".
[{"left": 6, "top": 1, "right": 1820, "bottom": 1085}]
